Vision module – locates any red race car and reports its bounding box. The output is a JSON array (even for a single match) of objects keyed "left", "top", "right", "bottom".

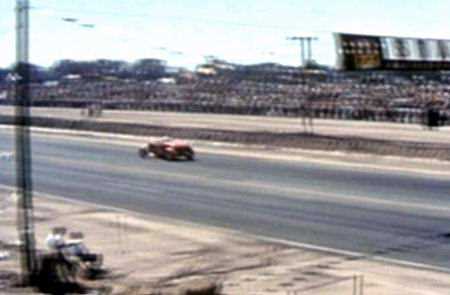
[{"left": 138, "top": 138, "right": 195, "bottom": 161}]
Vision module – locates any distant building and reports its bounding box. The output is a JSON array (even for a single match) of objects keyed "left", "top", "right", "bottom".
[{"left": 132, "top": 58, "right": 167, "bottom": 80}]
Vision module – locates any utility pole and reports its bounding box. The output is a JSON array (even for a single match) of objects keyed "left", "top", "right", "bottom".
[
  {"left": 287, "top": 36, "right": 318, "bottom": 67},
  {"left": 15, "top": 0, "right": 37, "bottom": 284}
]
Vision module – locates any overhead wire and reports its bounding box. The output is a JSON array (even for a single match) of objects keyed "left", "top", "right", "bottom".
[
  {"left": 26, "top": 4, "right": 358, "bottom": 67},
  {"left": 31, "top": 5, "right": 329, "bottom": 33},
  {"left": 29, "top": 5, "right": 311, "bottom": 66}
]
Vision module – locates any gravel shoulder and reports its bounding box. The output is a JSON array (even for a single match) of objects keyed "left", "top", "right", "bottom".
[{"left": 1, "top": 188, "right": 450, "bottom": 294}]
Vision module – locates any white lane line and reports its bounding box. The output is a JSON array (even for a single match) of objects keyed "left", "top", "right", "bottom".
[
  {"left": 196, "top": 148, "right": 450, "bottom": 179},
  {"left": 250, "top": 235, "right": 450, "bottom": 274},
  {"left": 1, "top": 183, "right": 450, "bottom": 275}
]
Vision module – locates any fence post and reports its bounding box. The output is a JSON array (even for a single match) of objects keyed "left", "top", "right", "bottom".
[{"left": 360, "top": 275, "right": 364, "bottom": 295}]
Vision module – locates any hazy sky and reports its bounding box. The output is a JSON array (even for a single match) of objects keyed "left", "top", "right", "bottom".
[{"left": 0, "top": 0, "right": 448, "bottom": 69}]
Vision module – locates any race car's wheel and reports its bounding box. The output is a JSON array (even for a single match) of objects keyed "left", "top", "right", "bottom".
[
  {"left": 186, "top": 152, "right": 195, "bottom": 161},
  {"left": 138, "top": 148, "right": 148, "bottom": 158},
  {"left": 164, "top": 152, "right": 177, "bottom": 161}
]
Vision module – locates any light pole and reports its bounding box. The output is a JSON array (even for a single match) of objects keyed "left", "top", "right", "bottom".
[{"left": 15, "top": 0, "right": 37, "bottom": 284}]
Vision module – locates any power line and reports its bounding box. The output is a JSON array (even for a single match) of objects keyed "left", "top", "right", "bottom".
[{"left": 32, "top": 5, "right": 328, "bottom": 33}]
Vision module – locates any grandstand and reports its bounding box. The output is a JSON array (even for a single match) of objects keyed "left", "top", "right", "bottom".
[{"left": 1, "top": 36, "right": 449, "bottom": 126}]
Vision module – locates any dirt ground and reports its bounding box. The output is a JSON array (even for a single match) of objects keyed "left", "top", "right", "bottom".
[
  {"left": 1, "top": 106, "right": 449, "bottom": 145},
  {"left": 1, "top": 187, "right": 450, "bottom": 294}
]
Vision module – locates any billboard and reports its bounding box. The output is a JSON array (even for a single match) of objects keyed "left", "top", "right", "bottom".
[
  {"left": 336, "top": 34, "right": 382, "bottom": 70},
  {"left": 336, "top": 33, "right": 450, "bottom": 70}
]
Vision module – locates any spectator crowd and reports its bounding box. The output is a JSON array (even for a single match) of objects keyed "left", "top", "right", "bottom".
[{"left": 1, "top": 66, "right": 449, "bottom": 125}]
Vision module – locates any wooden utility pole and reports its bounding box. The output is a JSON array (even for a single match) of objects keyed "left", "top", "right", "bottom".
[
  {"left": 15, "top": 0, "right": 37, "bottom": 284},
  {"left": 287, "top": 36, "right": 318, "bottom": 66}
]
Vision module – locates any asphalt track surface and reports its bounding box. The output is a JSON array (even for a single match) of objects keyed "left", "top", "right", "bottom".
[{"left": 1, "top": 129, "right": 450, "bottom": 269}]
